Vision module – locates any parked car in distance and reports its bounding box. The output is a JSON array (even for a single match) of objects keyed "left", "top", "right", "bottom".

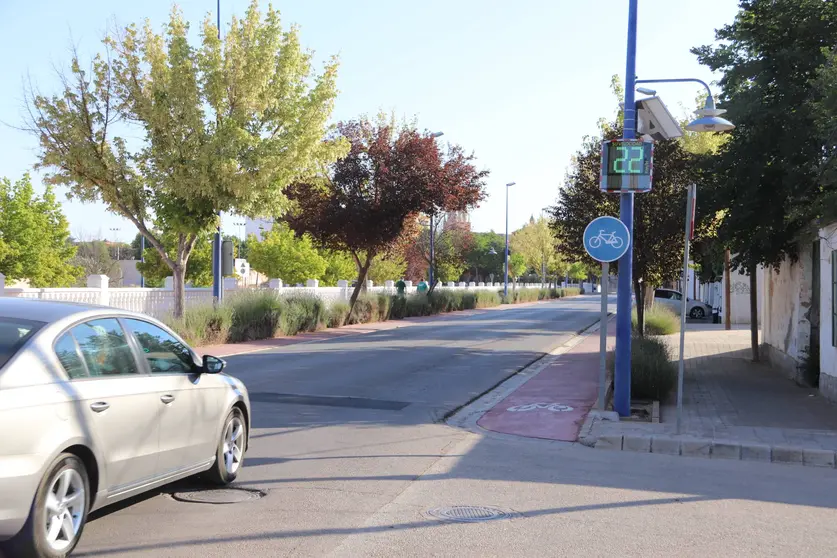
[
  {"left": 0, "top": 298, "right": 250, "bottom": 558},
  {"left": 654, "top": 288, "right": 712, "bottom": 319}
]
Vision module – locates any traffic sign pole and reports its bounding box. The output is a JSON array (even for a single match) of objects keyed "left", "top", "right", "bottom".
[
  {"left": 676, "top": 184, "right": 696, "bottom": 434},
  {"left": 598, "top": 262, "right": 609, "bottom": 410}
]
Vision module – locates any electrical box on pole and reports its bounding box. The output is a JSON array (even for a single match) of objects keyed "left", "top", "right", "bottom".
[{"left": 221, "top": 240, "right": 234, "bottom": 276}]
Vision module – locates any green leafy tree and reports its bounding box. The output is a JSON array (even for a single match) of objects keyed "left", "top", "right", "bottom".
[
  {"left": 248, "top": 226, "right": 327, "bottom": 285},
  {"left": 321, "top": 250, "right": 356, "bottom": 286},
  {"left": 511, "top": 215, "right": 563, "bottom": 284},
  {"left": 568, "top": 261, "right": 588, "bottom": 283},
  {"left": 25, "top": 1, "right": 343, "bottom": 316},
  {"left": 462, "top": 231, "right": 504, "bottom": 283},
  {"left": 367, "top": 254, "right": 407, "bottom": 284},
  {"left": 508, "top": 252, "right": 528, "bottom": 283},
  {"left": 138, "top": 231, "right": 213, "bottom": 287},
  {"left": 0, "top": 175, "right": 80, "bottom": 287}
]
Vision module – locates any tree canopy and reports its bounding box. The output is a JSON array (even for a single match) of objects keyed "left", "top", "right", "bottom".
[
  {"left": 0, "top": 175, "right": 79, "bottom": 287},
  {"left": 511, "top": 215, "right": 563, "bottom": 283},
  {"left": 25, "top": 1, "right": 343, "bottom": 315},
  {"left": 286, "top": 118, "right": 488, "bottom": 309},
  {"left": 137, "top": 231, "right": 213, "bottom": 288},
  {"left": 247, "top": 226, "right": 327, "bottom": 286}
]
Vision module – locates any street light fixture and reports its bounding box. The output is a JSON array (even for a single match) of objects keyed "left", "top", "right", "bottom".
[
  {"left": 685, "top": 95, "right": 735, "bottom": 132},
  {"left": 109, "top": 227, "right": 121, "bottom": 261},
  {"left": 428, "top": 131, "right": 444, "bottom": 289},
  {"left": 504, "top": 182, "right": 516, "bottom": 298}
]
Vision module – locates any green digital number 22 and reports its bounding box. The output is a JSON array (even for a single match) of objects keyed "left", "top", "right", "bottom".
[{"left": 613, "top": 146, "right": 644, "bottom": 174}]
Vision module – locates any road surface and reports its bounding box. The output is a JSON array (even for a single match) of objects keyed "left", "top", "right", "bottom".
[{"left": 70, "top": 295, "right": 837, "bottom": 557}]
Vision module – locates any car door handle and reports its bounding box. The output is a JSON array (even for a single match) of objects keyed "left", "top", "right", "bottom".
[
  {"left": 160, "top": 394, "right": 175, "bottom": 404},
  {"left": 90, "top": 401, "right": 110, "bottom": 413}
]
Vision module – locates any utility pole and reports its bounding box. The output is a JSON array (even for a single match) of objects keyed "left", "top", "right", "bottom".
[{"left": 724, "top": 249, "right": 732, "bottom": 330}]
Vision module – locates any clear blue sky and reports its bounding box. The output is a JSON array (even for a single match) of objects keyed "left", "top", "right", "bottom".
[{"left": 0, "top": 0, "right": 739, "bottom": 242}]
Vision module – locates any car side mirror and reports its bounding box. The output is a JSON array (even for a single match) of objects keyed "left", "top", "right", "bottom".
[{"left": 202, "top": 355, "right": 226, "bottom": 374}]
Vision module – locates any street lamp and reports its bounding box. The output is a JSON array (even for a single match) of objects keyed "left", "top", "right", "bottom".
[
  {"left": 109, "top": 227, "right": 121, "bottom": 260},
  {"left": 428, "top": 131, "right": 444, "bottom": 288},
  {"left": 615, "top": 1, "right": 735, "bottom": 420},
  {"left": 504, "top": 182, "right": 516, "bottom": 297}
]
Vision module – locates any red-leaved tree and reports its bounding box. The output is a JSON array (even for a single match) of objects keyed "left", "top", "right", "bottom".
[{"left": 286, "top": 119, "right": 488, "bottom": 310}]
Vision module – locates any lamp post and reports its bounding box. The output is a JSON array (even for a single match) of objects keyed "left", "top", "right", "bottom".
[
  {"left": 615, "top": 0, "right": 734, "bottom": 419},
  {"left": 109, "top": 227, "right": 121, "bottom": 260},
  {"left": 428, "top": 131, "right": 444, "bottom": 288},
  {"left": 504, "top": 182, "right": 516, "bottom": 297}
]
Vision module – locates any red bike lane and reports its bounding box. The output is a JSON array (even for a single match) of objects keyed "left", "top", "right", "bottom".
[{"left": 476, "top": 321, "right": 615, "bottom": 442}]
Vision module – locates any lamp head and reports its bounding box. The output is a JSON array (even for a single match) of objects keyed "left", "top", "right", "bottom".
[
  {"left": 430, "top": 131, "right": 444, "bottom": 138},
  {"left": 685, "top": 94, "right": 735, "bottom": 132},
  {"left": 506, "top": 182, "right": 516, "bottom": 187},
  {"left": 636, "top": 86, "right": 657, "bottom": 96}
]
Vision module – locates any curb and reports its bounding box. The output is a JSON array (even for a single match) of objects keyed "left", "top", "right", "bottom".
[{"left": 582, "top": 428, "right": 837, "bottom": 468}]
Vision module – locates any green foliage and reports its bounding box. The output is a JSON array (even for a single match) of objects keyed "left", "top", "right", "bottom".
[
  {"left": 349, "top": 293, "right": 392, "bottom": 324},
  {"left": 508, "top": 252, "right": 528, "bottom": 279},
  {"left": 367, "top": 253, "right": 407, "bottom": 284},
  {"left": 327, "top": 300, "right": 351, "bottom": 328},
  {"left": 511, "top": 216, "right": 564, "bottom": 282},
  {"left": 474, "top": 290, "right": 501, "bottom": 308},
  {"left": 563, "top": 287, "right": 581, "bottom": 297},
  {"left": 463, "top": 231, "right": 505, "bottom": 282},
  {"left": 27, "top": 1, "right": 343, "bottom": 315},
  {"left": 71, "top": 240, "right": 120, "bottom": 284},
  {"left": 632, "top": 305, "right": 680, "bottom": 336},
  {"left": 227, "top": 290, "right": 284, "bottom": 342},
  {"left": 166, "top": 303, "right": 233, "bottom": 346},
  {"left": 321, "top": 250, "right": 356, "bottom": 286},
  {"left": 567, "top": 262, "right": 589, "bottom": 282},
  {"left": 692, "top": 0, "right": 837, "bottom": 270},
  {"left": 248, "top": 226, "right": 327, "bottom": 285},
  {"left": 280, "top": 294, "right": 327, "bottom": 336},
  {"left": 0, "top": 175, "right": 80, "bottom": 287},
  {"left": 138, "top": 231, "right": 214, "bottom": 287},
  {"left": 629, "top": 335, "right": 677, "bottom": 401}
]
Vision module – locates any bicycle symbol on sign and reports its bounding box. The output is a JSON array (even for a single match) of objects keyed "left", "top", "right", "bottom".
[{"left": 588, "top": 230, "right": 624, "bottom": 250}]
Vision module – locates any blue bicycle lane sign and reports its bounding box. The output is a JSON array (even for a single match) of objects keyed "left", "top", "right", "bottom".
[{"left": 583, "top": 216, "right": 631, "bottom": 263}]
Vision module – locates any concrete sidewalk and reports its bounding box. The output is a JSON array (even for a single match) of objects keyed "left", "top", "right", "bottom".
[{"left": 584, "top": 324, "right": 837, "bottom": 467}]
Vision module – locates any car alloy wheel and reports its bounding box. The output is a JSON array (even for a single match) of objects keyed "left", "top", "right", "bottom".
[
  {"left": 44, "top": 469, "right": 85, "bottom": 552},
  {"left": 223, "top": 415, "right": 245, "bottom": 476},
  {"left": 690, "top": 307, "right": 705, "bottom": 319}
]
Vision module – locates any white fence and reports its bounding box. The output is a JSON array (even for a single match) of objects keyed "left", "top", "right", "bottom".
[{"left": 0, "top": 274, "right": 554, "bottom": 320}]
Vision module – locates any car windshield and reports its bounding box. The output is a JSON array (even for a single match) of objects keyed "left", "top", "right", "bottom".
[{"left": 0, "top": 317, "right": 45, "bottom": 369}]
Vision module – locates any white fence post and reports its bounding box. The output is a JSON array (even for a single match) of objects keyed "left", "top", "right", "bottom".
[
  {"left": 87, "top": 274, "right": 110, "bottom": 306},
  {"left": 269, "top": 278, "right": 283, "bottom": 290},
  {"left": 306, "top": 279, "right": 319, "bottom": 289},
  {"left": 366, "top": 280, "right": 374, "bottom": 290},
  {"left": 337, "top": 280, "right": 349, "bottom": 300},
  {"left": 164, "top": 276, "right": 174, "bottom": 290},
  {"left": 0, "top": 273, "right": 5, "bottom": 296},
  {"left": 385, "top": 280, "right": 394, "bottom": 290}
]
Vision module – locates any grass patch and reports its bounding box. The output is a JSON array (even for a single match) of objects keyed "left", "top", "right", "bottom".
[
  {"left": 474, "top": 290, "right": 501, "bottom": 308},
  {"left": 166, "top": 303, "right": 233, "bottom": 346},
  {"left": 607, "top": 335, "right": 677, "bottom": 402},
  {"left": 563, "top": 287, "right": 581, "bottom": 297},
  {"left": 227, "top": 290, "right": 283, "bottom": 342},
  {"left": 280, "top": 294, "right": 327, "bottom": 336},
  {"left": 632, "top": 305, "right": 680, "bottom": 335},
  {"left": 328, "top": 300, "right": 351, "bottom": 328}
]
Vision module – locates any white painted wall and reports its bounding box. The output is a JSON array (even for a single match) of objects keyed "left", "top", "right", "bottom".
[
  {"left": 819, "top": 223, "right": 837, "bottom": 386},
  {"left": 762, "top": 246, "right": 812, "bottom": 366},
  {"left": 720, "top": 263, "right": 763, "bottom": 325}
]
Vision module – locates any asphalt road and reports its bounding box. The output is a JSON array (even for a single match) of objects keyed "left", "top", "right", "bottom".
[{"left": 70, "top": 295, "right": 837, "bottom": 557}]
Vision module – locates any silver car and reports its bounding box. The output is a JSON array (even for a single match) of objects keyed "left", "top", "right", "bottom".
[
  {"left": 0, "top": 299, "right": 250, "bottom": 557},
  {"left": 653, "top": 288, "right": 713, "bottom": 319}
]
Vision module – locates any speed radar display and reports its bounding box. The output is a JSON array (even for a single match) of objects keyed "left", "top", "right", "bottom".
[{"left": 599, "top": 138, "right": 654, "bottom": 193}]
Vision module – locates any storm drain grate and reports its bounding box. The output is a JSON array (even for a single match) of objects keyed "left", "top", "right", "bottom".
[
  {"left": 426, "top": 505, "right": 514, "bottom": 523},
  {"left": 170, "top": 487, "right": 266, "bottom": 504}
]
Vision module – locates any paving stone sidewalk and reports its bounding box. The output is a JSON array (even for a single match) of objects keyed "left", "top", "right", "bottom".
[{"left": 582, "top": 324, "right": 837, "bottom": 468}]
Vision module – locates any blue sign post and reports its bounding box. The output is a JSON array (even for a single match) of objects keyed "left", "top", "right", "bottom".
[{"left": 584, "top": 215, "right": 630, "bottom": 411}]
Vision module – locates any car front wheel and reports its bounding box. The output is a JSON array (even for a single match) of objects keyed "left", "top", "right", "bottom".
[
  {"left": 1, "top": 453, "right": 89, "bottom": 558},
  {"left": 690, "top": 307, "right": 706, "bottom": 319},
  {"left": 205, "top": 408, "right": 247, "bottom": 485}
]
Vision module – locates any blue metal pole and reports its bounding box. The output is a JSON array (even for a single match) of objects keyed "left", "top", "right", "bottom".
[
  {"left": 615, "top": 0, "right": 638, "bottom": 417},
  {"left": 504, "top": 185, "right": 509, "bottom": 298}
]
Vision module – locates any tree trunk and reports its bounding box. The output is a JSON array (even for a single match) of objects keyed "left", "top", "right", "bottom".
[
  {"left": 633, "top": 279, "right": 644, "bottom": 336},
  {"left": 724, "top": 249, "right": 732, "bottom": 330},
  {"left": 750, "top": 264, "right": 760, "bottom": 362},
  {"left": 172, "top": 262, "right": 187, "bottom": 318},
  {"left": 349, "top": 254, "right": 373, "bottom": 313}
]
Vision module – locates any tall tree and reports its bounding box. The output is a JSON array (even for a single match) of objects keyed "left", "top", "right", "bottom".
[
  {"left": 549, "top": 115, "right": 700, "bottom": 333},
  {"left": 24, "top": 1, "right": 343, "bottom": 316},
  {"left": 286, "top": 119, "right": 488, "bottom": 310},
  {"left": 463, "top": 231, "right": 505, "bottom": 283},
  {"left": 321, "top": 249, "right": 356, "bottom": 286},
  {"left": 511, "top": 215, "right": 562, "bottom": 284},
  {"left": 247, "top": 226, "right": 327, "bottom": 285},
  {"left": 367, "top": 254, "right": 408, "bottom": 284},
  {"left": 0, "top": 175, "right": 80, "bottom": 287}
]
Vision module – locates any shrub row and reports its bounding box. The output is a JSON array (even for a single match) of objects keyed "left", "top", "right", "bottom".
[
  {"left": 167, "top": 287, "right": 582, "bottom": 346},
  {"left": 631, "top": 304, "right": 680, "bottom": 335}
]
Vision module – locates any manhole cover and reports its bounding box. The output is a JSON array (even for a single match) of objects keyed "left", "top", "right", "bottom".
[
  {"left": 426, "top": 506, "right": 513, "bottom": 523},
  {"left": 170, "top": 487, "right": 265, "bottom": 504}
]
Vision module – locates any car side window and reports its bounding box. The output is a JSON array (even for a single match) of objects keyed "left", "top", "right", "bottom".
[
  {"left": 655, "top": 290, "right": 669, "bottom": 299},
  {"left": 71, "top": 319, "right": 140, "bottom": 377},
  {"left": 671, "top": 292, "right": 682, "bottom": 301},
  {"left": 54, "top": 333, "right": 88, "bottom": 380},
  {"left": 125, "top": 319, "right": 193, "bottom": 374}
]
